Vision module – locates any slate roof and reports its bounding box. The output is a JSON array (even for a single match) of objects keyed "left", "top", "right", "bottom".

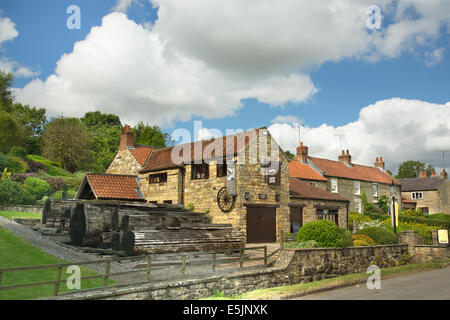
[
  {"left": 81, "top": 173, "right": 145, "bottom": 201},
  {"left": 289, "top": 177, "right": 349, "bottom": 202},
  {"left": 139, "top": 128, "right": 267, "bottom": 173},
  {"left": 289, "top": 160, "right": 328, "bottom": 181},
  {"left": 398, "top": 176, "right": 445, "bottom": 192},
  {"left": 308, "top": 156, "right": 399, "bottom": 185}
]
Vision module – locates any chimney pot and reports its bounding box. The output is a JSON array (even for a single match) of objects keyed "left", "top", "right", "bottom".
[{"left": 120, "top": 125, "right": 134, "bottom": 151}]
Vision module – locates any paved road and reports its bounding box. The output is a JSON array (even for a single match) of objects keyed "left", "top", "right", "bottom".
[{"left": 295, "top": 268, "right": 450, "bottom": 300}]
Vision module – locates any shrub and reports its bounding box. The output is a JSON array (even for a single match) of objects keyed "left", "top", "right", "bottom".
[
  {"left": 0, "top": 179, "right": 36, "bottom": 205},
  {"left": 10, "top": 173, "right": 38, "bottom": 184},
  {"left": 45, "top": 177, "right": 66, "bottom": 193},
  {"left": 25, "top": 155, "right": 73, "bottom": 177},
  {"left": 402, "top": 209, "right": 426, "bottom": 218},
  {"left": 356, "top": 226, "right": 398, "bottom": 245},
  {"left": 7, "top": 146, "right": 27, "bottom": 158},
  {"left": 24, "top": 177, "right": 51, "bottom": 200},
  {"left": 399, "top": 215, "right": 450, "bottom": 230},
  {"left": 25, "top": 158, "right": 48, "bottom": 174},
  {"left": 185, "top": 203, "right": 195, "bottom": 212},
  {"left": 284, "top": 240, "right": 318, "bottom": 249},
  {"left": 50, "top": 189, "right": 77, "bottom": 200},
  {"left": 352, "top": 234, "right": 376, "bottom": 246},
  {"left": 297, "top": 220, "right": 342, "bottom": 248},
  {"left": 336, "top": 228, "right": 353, "bottom": 247},
  {"left": 426, "top": 213, "right": 450, "bottom": 221},
  {"left": 62, "top": 172, "right": 84, "bottom": 189}
]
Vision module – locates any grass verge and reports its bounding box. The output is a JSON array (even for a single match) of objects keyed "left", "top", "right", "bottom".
[
  {"left": 0, "top": 226, "right": 114, "bottom": 300},
  {"left": 202, "top": 258, "right": 450, "bottom": 300},
  {"left": 0, "top": 211, "right": 42, "bottom": 220}
]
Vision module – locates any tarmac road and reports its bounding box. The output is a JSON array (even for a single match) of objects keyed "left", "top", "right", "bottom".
[{"left": 295, "top": 267, "right": 450, "bottom": 300}]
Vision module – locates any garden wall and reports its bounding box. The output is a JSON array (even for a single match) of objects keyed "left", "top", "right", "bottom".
[
  {"left": 0, "top": 204, "right": 43, "bottom": 214},
  {"left": 46, "top": 244, "right": 411, "bottom": 300}
]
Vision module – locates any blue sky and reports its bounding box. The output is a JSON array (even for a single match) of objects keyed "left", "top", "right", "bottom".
[{"left": 1, "top": 1, "right": 449, "bottom": 171}]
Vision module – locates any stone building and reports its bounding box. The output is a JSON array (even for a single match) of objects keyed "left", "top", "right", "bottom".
[
  {"left": 398, "top": 170, "right": 449, "bottom": 214},
  {"left": 105, "top": 125, "right": 291, "bottom": 243},
  {"left": 289, "top": 142, "right": 402, "bottom": 214}
]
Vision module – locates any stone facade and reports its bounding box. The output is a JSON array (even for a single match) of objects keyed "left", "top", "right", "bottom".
[
  {"left": 139, "top": 168, "right": 182, "bottom": 204},
  {"left": 107, "top": 149, "right": 143, "bottom": 175},
  {"left": 289, "top": 198, "right": 348, "bottom": 229}
]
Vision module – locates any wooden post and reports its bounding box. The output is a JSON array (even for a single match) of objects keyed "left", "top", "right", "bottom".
[
  {"left": 54, "top": 266, "right": 63, "bottom": 296},
  {"left": 181, "top": 255, "right": 186, "bottom": 275},
  {"left": 146, "top": 256, "right": 152, "bottom": 281},
  {"left": 239, "top": 248, "right": 243, "bottom": 268},
  {"left": 264, "top": 246, "right": 267, "bottom": 267},
  {"left": 103, "top": 260, "right": 111, "bottom": 287}
]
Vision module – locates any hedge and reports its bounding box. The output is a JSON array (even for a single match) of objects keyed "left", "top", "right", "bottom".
[
  {"left": 297, "top": 220, "right": 343, "bottom": 248},
  {"left": 0, "top": 179, "right": 36, "bottom": 205},
  {"left": 355, "top": 226, "right": 398, "bottom": 245},
  {"left": 399, "top": 215, "right": 450, "bottom": 230},
  {"left": 24, "top": 177, "right": 51, "bottom": 200}
]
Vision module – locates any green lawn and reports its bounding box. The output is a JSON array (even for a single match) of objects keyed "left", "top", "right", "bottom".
[
  {"left": 203, "top": 258, "right": 450, "bottom": 300},
  {"left": 0, "top": 226, "right": 114, "bottom": 300},
  {"left": 0, "top": 211, "right": 42, "bottom": 220}
]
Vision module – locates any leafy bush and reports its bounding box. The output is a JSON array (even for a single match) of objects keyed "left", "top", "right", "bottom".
[
  {"left": 44, "top": 177, "right": 66, "bottom": 193},
  {"left": 382, "top": 219, "right": 439, "bottom": 245},
  {"left": 62, "top": 172, "right": 85, "bottom": 189},
  {"left": 284, "top": 240, "right": 318, "bottom": 249},
  {"left": 402, "top": 209, "right": 426, "bottom": 218},
  {"left": 352, "top": 234, "right": 376, "bottom": 246},
  {"left": 50, "top": 189, "right": 77, "bottom": 200},
  {"left": 25, "top": 158, "right": 48, "bottom": 174},
  {"left": 7, "top": 146, "right": 27, "bottom": 158},
  {"left": 356, "top": 226, "right": 398, "bottom": 245},
  {"left": 399, "top": 215, "right": 450, "bottom": 230},
  {"left": 25, "top": 155, "right": 73, "bottom": 177},
  {"left": 10, "top": 173, "right": 38, "bottom": 184},
  {"left": 185, "top": 203, "right": 195, "bottom": 212},
  {"left": 23, "top": 177, "right": 51, "bottom": 200},
  {"left": 336, "top": 228, "right": 353, "bottom": 247},
  {"left": 0, "top": 154, "right": 29, "bottom": 173},
  {"left": 0, "top": 179, "right": 36, "bottom": 205},
  {"left": 297, "top": 220, "right": 342, "bottom": 248},
  {"left": 426, "top": 213, "right": 450, "bottom": 221}
]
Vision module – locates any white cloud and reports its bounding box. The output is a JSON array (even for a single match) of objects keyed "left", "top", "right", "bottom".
[
  {"left": 112, "top": 0, "right": 141, "bottom": 13},
  {"left": 0, "top": 57, "right": 39, "bottom": 78},
  {"left": 270, "top": 115, "right": 302, "bottom": 125},
  {"left": 14, "top": 1, "right": 450, "bottom": 126},
  {"left": 15, "top": 13, "right": 317, "bottom": 126},
  {"left": 0, "top": 17, "right": 18, "bottom": 45},
  {"left": 425, "top": 48, "right": 445, "bottom": 66},
  {"left": 268, "top": 98, "right": 450, "bottom": 172}
]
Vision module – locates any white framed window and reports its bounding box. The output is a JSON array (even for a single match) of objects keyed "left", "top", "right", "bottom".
[
  {"left": 372, "top": 183, "right": 378, "bottom": 197},
  {"left": 331, "top": 178, "right": 338, "bottom": 193},
  {"left": 354, "top": 198, "right": 362, "bottom": 213},
  {"left": 354, "top": 180, "right": 360, "bottom": 195},
  {"left": 411, "top": 192, "right": 423, "bottom": 200}
]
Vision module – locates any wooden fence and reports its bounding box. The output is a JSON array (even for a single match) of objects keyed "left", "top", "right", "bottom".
[{"left": 0, "top": 246, "right": 278, "bottom": 298}]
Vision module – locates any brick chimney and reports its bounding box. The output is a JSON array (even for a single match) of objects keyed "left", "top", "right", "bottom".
[
  {"left": 120, "top": 124, "right": 134, "bottom": 151},
  {"left": 419, "top": 170, "right": 427, "bottom": 178},
  {"left": 338, "top": 149, "right": 351, "bottom": 165},
  {"left": 374, "top": 156, "right": 385, "bottom": 171},
  {"left": 296, "top": 142, "right": 309, "bottom": 163}
]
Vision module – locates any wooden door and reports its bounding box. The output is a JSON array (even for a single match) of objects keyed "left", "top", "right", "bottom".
[
  {"left": 246, "top": 206, "right": 277, "bottom": 243},
  {"left": 289, "top": 206, "right": 303, "bottom": 234}
]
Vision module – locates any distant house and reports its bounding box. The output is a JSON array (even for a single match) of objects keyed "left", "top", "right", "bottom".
[
  {"left": 289, "top": 142, "right": 401, "bottom": 214},
  {"left": 398, "top": 170, "right": 449, "bottom": 214}
]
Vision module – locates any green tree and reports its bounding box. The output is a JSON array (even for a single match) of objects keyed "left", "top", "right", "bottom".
[
  {"left": 81, "top": 111, "right": 122, "bottom": 129},
  {"left": 0, "top": 111, "right": 26, "bottom": 154},
  {"left": 133, "top": 121, "right": 169, "bottom": 147},
  {"left": 88, "top": 125, "right": 122, "bottom": 172},
  {"left": 42, "top": 117, "right": 93, "bottom": 172},
  {"left": 396, "top": 160, "right": 435, "bottom": 178},
  {"left": 0, "top": 71, "right": 14, "bottom": 112},
  {"left": 285, "top": 150, "right": 295, "bottom": 160}
]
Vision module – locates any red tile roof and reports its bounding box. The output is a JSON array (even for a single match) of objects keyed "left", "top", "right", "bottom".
[
  {"left": 308, "top": 156, "right": 399, "bottom": 185},
  {"left": 85, "top": 173, "right": 145, "bottom": 201},
  {"left": 140, "top": 128, "right": 265, "bottom": 173},
  {"left": 289, "top": 178, "right": 349, "bottom": 202},
  {"left": 128, "top": 145, "right": 158, "bottom": 166},
  {"left": 289, "top": 160, "right": 328, "bottom": 181}
]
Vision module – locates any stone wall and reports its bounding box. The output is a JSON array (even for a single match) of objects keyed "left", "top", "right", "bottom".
[
  {"left": 47, "top": 244, "right": 410, "bottom": 300},
  {"left": 289, "top": 198, "right": 348, "bottom": 229},
  {"left": 106, "top": 149, "right": 143, "bottom": 175},
  {"left": 0, "top": 205, "right": 43, "bottom": 214},
  {"left": 139, "top": 168, "right": 182, "bottom": 204}
]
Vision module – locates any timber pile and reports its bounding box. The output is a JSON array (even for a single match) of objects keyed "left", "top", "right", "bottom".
[{"left": 61, "top": 199, "right": 243, "bottom": 256}]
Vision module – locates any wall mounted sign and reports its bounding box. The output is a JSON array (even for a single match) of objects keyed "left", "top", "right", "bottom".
[
  {"left": 438, "top": 229, "right": 449, "bottom": 244},
  {"left": 258, "top": 194, "right": 267, "bottom": 200}
]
